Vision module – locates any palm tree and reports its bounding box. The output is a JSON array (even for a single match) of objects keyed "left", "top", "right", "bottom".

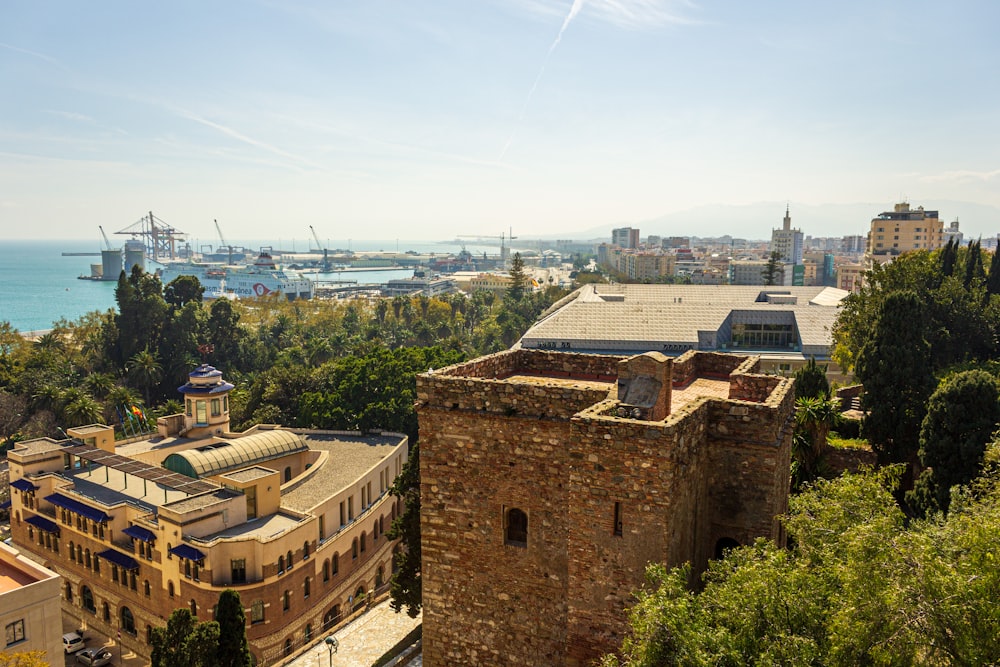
[
  {"left": 128, "top": 348, "right": 163, "bottom": 405},
  {"left": 63, "top": 394, "right": 103, "bottom": 427},
  {"left": 792, "top": 395, "right": 842, "bottom": 487}
]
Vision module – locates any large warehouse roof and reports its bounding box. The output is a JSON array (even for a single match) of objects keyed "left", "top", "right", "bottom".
[{"left": 520, "top": 284, "right": 848, "bottom": 359}]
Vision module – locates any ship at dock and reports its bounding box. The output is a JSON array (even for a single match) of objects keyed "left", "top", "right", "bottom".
[{"left": 155, "top": 249, "right": 315, "bottom": 300}]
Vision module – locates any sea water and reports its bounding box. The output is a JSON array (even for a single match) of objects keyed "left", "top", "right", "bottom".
[{"left": 0, "top": 239, "right": 488, "bottom": 333}]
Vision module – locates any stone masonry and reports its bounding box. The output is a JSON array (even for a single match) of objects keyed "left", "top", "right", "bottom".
[{"left": 417, "top": 349, "right": 794, "bottom": 666}]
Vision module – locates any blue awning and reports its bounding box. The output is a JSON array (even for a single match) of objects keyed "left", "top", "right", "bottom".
[
  {"left": 122, "top": 525, "right": 156, "bottom": 543},
  {"left": 45, "top": 493, "right": 110, "bottom": 523},
  {"left": 11, "top": 478, "right": 38, "bottom": 492},
  {"left": 25, "top": 515, "right": 60, "bottom": 535},
  {"left": 168, "top": 543, "right": 205, "bottom": 561},
  {"left": 97, "top": 549, "right": 139, "bottom": 571}
]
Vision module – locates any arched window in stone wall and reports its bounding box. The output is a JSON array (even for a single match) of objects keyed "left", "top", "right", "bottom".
[
  {"left": 505, "top": 507, "right": 528, "bottom": 547},
  {"left": 714, "top": 537, "right": 740, "bottom": 560},
  {"left": 121, "top": 606, "right": 136, "bottom": 635},
  {"left": 332, "top": 553, "right": 339, "bottom": 575},
  {"left": 322, "top": 559, "right": 330, "bottom": 582},
  {"left": 81, "top": 585, "right": 95, "bottom": 613}
]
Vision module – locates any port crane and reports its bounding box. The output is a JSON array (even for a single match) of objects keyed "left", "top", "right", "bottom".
[
  {"left": 115, "top": 211, "right": 186, "bottom": 260},
  {"left": 98, "top": 226, "right": 114, "bottom": 251},
  {"left": 309, "top": 225, "right": 332, "bottom": 271},
  {"left": 215, "top": 219, "right": 235, "bottom": 265}
]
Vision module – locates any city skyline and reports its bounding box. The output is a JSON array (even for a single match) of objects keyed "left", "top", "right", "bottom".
[{"left": 3, "top": 1, "right": 1000, "bottom": 241}]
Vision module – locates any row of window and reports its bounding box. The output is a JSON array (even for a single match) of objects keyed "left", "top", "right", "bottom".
[
  {"left": 503, "top": 503, "right": 626, "bottom": 547},
  {"left": 70, "top": 585, "right": 138, "bottom": 635}
]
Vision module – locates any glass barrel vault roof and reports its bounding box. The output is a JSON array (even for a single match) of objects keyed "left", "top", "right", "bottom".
[{"left": 163, "top": 430, "right": 307, "bottom": 479}]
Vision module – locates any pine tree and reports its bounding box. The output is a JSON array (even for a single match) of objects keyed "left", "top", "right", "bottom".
[
  {"left": 506, "top": 252, "right": 528, "bottom": 302},
  {"left": 762, "top": 251, "right": 782, "bottom": 286}
]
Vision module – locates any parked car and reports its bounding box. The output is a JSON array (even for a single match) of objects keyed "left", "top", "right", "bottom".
[
  {"left": 75, "top": 648, "right": 113, "bottom": 666},
  {"left": 62, "top": 632, "right": 86, "bottom": 654}
]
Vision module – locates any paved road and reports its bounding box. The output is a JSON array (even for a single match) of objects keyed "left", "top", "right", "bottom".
[{"left": 286, "top": 598, "right": 421, "bottom": 667}]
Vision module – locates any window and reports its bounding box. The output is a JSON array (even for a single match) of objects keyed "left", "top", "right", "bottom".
[
  {"left": 231, "top": 559, "right": 247, "bottom": 585},
  {"left": 332, "top": 553, "right": 339, "bottom": 576},
  {"left": 376, "top": 564, "right": 385, "bottom": 588},
  {"left": 286, "top": 550, "right": 293, "bottom": 570},
  {"left": 69, "top": 541, "right": 76, "bottom": 562},
  {"left": 322, "top": 559, "right": 330, "bottom": 582},
  {"left": 339, "top": 502, "right": 345, "bottom": 527},
  {"left": 5, "top": 620, "right": 24, "bottom": 647},
  {"left": 185, "top": 560, "right": 191, "bottom": 578},
  {"left": 251, "top": 600, "right": 264, "bottom": 624},
  {"left": 282, "top": 591, "right": 290, "bottom": 612},
  {"left": 283, "top": 640, "right": 293, "bottom": 657},
  {"left": 82, "top": 586, "right": 96, "bottom": 612},
  {"left": 278, "top": 555, "right": 285, "bottom": 574},
  {"left": 65, "top": 582, "right": 73, "bottom": 602},
  {"left": 121, "top": 607, "right": 136, "bottom": 635},
  {"left": 352, "top": 538, "right": 358, "bottom": 559},
  {"left": 360, "top": 533, "right": 366, "bottom": 553},
  {"left": 613, "top": 502, "right": 623, "bottom": 537},
  {"left": 190, "top": 600, "right": 197, "bottom": 616},
  {"left": 211, "top": 398, "right": 221, "bottom": 417},
  {"left": 144, "top": 580, "right": 151, "bottom": 597},
  {"left": 130, "top": 571, "right": 137, "bottom": 591},
  {"left": 348, "top": 497, "right": 354, "bottom": 521},
  {"left": 284, "top": 467, "right": 292, "bottom": 483},
  {"left": 196, "top": 400, "right": 208, "bottom": 424},
  {"left": 319, "top": 516, "right": 325, "bottom": 541},
  {"left": 168, "top": 581, "right": 175, "bottom": 598},
  {"left": 305, "top": 624, "right": 312, "bottom": 642},
  {"left": 112, "top": 565, "right": 119, "bottom": 583},
  {"left": 147, "top": 625, "right": 154, "bottom": 645},
  {"left": 103, "top": 602, "right": 110, "bottom": 622},
  {"left": 186, "top": 399, "right": 192, "bottom": 417},
  {"left": 304, "top": 577, "right": 310, "bottom": 599},
  {"left": 85, "top": 549, "right": 92, "bottom": 569},
  {"left": 303, "top": 541, "right": 309, "bottom": 559},
  {"left": 505, "top": 507, "right": 528, "bottom": 547},
  {"left": 94, "top": 556, "right": 100, "bottom": 574}
]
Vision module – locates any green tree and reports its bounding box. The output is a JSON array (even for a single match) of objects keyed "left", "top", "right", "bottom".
[
  {"left": 762, "top": 251, "right": 782, "bottom": 286},
  {"left": 216, "top": 589, "right": 252, "bottom": 667},
  {"left": 114, "top": 265, "right": 169, "bottom": 367},
  {"left": 386, "top": 442, "right": 421, "bottom": 618},
  {"left": 792, "top": 395, "right": 841, "bottom": 488},
  {"left": 605, "top": 464, "right": 1000, "bottom": 667},
  {"left": 793, "top": 357, "right": 829, "bottom": 399},
  {"left": 986, "top": 243, "right": 1000, "bottom": 296},
  {"left": 128, "top": 347, "right": 163, "bottom": 405},
  {"left": 854, "top": 290, "right": 935, "bottom": 468},
  {"left": 164, "top": 275, "right": 205, "bottom": 309},
  {"left": 150, "top": 608, "right": 220, "bottom": 667},
  {"left": 506, "top": 252, "right": 528, "bottom": 302},
  {"left": 909, "top": 370, "right": 1000, "bottom": 515}
]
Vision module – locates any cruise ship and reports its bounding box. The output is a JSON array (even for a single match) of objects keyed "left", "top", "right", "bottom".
[{"left": 156, "top": 250, "right": 315, "bottom": 300}]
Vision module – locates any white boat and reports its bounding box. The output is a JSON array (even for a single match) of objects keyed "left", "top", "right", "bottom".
[{"left": 156, "top": 250, "right": 315, "bottom": 300}]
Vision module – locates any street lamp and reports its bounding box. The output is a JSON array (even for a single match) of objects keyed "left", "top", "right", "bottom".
[{"left": 324, "top": 635, "right": 339, "bottom": 667}]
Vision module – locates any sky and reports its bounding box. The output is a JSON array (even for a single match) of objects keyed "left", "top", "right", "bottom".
[{"left": 2, "top": 0, "right": 1000, "bottom": 243}]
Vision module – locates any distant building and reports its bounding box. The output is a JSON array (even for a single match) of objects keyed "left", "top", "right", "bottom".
[
  {"left": 943, "top": 218, "right": 963, "bottom": 247},
  {"left": 841, "top": 235, "right": 866, "bottom": 254},
  {"left": 469, "top": 272, "right": 512, "bottom": 295},
  {"left": 0, "top": 541, "right": 62, "bottom": 661},
  {"left": 382, "top": 275, "right": 456, "bottom": 297},
  {"left": 730, "top": 260, "right": 770, "bottom": 285},
  {"left": 611, "top": 227, "right": 639, "bottom": 249},
  {"left": 838, "top": 263, "right": 865, "bottom": 293},
  {"left": 771, "top": 206, "right": 804, "bottom": 265},
  {"left": 867, "top": 202, "right": 944, "bottom": 258},
  {"left": 7, "top": 365, "right": 407, "bottom": 665}
]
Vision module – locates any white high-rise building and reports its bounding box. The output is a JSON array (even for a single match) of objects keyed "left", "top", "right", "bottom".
[{"left": 771, "top": 206, "right": 803, "bottom": 265}]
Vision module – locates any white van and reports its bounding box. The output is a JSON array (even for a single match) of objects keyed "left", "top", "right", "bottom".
[{"left": 62, "top": 632, "right": 85, "bottom": 654}]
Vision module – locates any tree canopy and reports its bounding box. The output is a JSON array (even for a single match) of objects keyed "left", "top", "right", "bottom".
[{"left": 604, "top": 461, "right": 1000, "bottom": 667}]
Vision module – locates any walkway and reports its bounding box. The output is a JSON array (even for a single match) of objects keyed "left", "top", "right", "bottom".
[{"left": 286, "top": 598, "right": 421, "bottom": 667}]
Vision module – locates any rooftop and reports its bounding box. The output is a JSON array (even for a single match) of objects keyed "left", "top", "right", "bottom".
[{"left": 281, "top": 433, "right": 403, "bottom": 513}]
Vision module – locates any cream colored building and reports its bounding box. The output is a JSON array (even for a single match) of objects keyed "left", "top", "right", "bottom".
[
  {"left": 469, "top": 272, "right": 512, "bottom": 295},
  {"left": 0, "top": 541, "right": 62, "bottom": 662},
  {"left": 838, "top": 263, "right": 866, "bottom": 293},
  {"left": 7, "top": 364, "right": 408, "bottom": 666},
  {"left": 867, "top": 202, "right": 944, "bottom": 258}
]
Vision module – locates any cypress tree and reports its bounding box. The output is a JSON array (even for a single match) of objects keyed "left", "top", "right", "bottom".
[{"left": 216, "top": 589, "right": 252, "bottom": 667}]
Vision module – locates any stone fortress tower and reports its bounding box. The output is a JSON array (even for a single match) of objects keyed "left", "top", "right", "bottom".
[{"left": 416, "top": 348, "right": 794, "bottom": 666}]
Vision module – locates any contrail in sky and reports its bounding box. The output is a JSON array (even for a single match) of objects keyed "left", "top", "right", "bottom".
[{"left": 499, "top": 0, "right": 585, "bottom": 161}]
